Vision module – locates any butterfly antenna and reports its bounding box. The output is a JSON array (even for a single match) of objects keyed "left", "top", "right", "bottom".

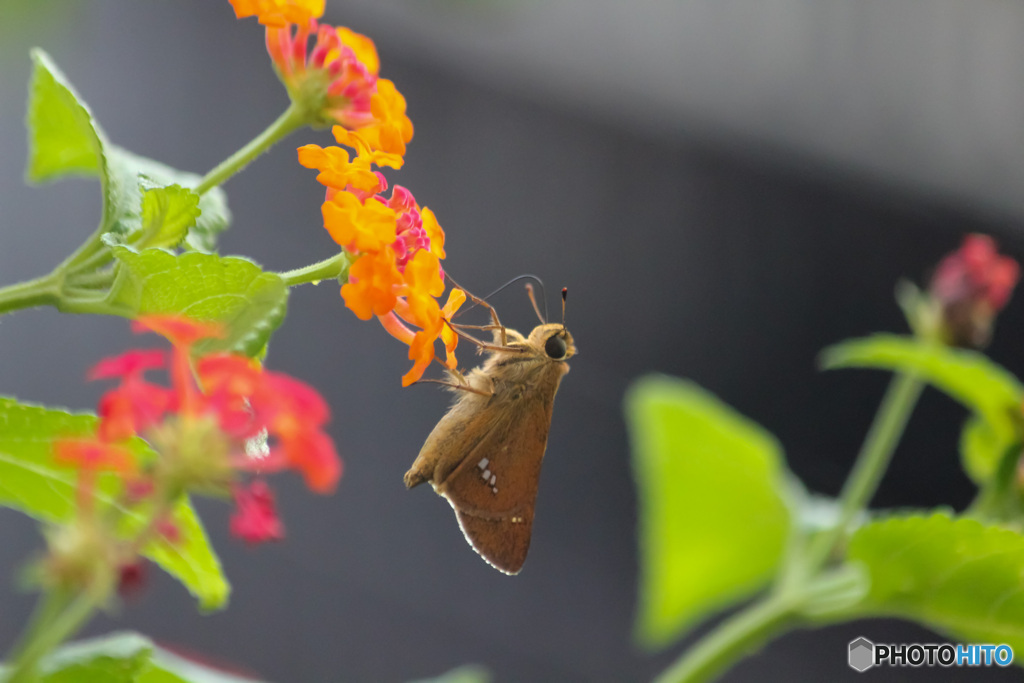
[
  {"left": 524, "top": 283, "right": 547, "bottom": 324},
  {"left": 561, "top": 287, "right": 568, "bottom": 330},
  {"left": 448, "top": 274, "right": 548, "bottom": 321}
]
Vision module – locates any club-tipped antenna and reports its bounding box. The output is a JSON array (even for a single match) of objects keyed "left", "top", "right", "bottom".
[
  {"left": 561, "top": 287, "right": 568, "bottom": 329},
  {"left": 449, "top": 274, "right": 548, "bottom": 321}
]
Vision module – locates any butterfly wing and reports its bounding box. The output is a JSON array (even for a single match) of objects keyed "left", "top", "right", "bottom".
[{"left": 436, "top": 378, "right": 557, "bottom": 574}]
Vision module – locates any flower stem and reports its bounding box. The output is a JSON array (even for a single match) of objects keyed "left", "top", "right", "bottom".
[
  {"left": 5, "top": 589, "right": 100, "bottom": 682},
  {"left": 193, "top": 103, "right": 308, "bottom": 196},
  {"left": 803, "top": 372, "right": 924, "bottom": 573},
  {"left": 653, "top": 595, "right": 798, "bottom": 683},
  {"left": 0, "top": 273, "right": 60, "bottom": 316},
  {"left": 278, "top": 251, "right": 350, "bottom": 287}
]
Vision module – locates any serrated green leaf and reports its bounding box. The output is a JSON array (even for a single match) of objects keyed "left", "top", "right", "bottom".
[
  {"left": 0, "top": 398, "right": 229, "bottom": 610},
  {"left": 137, "top": 186, "right": 200, "bottom": 250},
  {"left": 406, "top": 665, "right": 491, "bottom": 683},
  {"left": 105, "top": 146, "right": 230, "bottom": 253},
  {"left": 625, "top": 375, "right": 792, "bottom": 649},
  {"left": 25, "top": 52, "right": 230, "bottom": 254},
  {"left": 848, "top": 513, "right": 1024, "bottom": 653},
  {"left": 110, "top": 248, "right": 287, "bottom": 356},
  {"left": 26, "top": 48, "right": 105, "bottom": 182},
  {"left": 821, "top": 334, "right": 1024, "bottom": 484}
]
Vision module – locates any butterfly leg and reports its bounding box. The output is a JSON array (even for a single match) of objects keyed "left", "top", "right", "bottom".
[
  {"left": 444, "top": 322, "right": 528, "bottom": 355},
  {"left": 446, "top": 277, "right": 509, "bottom": 346}
]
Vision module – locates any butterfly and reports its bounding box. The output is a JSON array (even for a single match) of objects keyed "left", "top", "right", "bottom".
[{"left": 404, "top": 285, "right": 575, "bottom": 574}]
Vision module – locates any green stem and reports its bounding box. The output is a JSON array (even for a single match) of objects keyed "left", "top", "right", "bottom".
[
  {"left": 193, "top": 103, "right": 308, "bottom": 196},
  {"left": 803, "top": 373, "right": 924, "bottom": 572},
  {"left": 5, "top": 590, "right": 100, "bottom": 682},
  {"left": 278, "top": 251, "right": 350, "bottom": 287},
  {"left": 653, "top": 596, "right": 798, "bottom": 683},
  {"left": 3, "top": 589, "right": 72, "bottom": 678},
  {"left": 0, "top": 273, "right": 61, "bottom": 316}
]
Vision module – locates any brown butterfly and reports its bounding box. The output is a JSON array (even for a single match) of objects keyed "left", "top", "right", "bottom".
[{"left": 404, "top": 285, "right": 575, "bottom": 574}]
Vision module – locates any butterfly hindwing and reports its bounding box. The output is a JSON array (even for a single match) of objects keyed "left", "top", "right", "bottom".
[{"left": 437, "top": 385, "right": 555, "bottom": 574}]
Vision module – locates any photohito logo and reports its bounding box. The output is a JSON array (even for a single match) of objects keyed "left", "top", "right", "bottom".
[{"left": 848, "top": 637, "right": 1013, "bottom": 672}]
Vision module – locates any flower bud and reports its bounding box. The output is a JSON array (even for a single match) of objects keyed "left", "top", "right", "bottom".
[{"left": 928, "top": 234, "right": 1019, "bottom": 348}]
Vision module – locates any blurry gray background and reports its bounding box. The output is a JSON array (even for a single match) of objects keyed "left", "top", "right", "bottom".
[{"left": 2, "top": 1, "right": 1024, "bottom": 681}]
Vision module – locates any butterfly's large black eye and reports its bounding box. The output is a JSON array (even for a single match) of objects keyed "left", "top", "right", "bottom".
[{"left": 545, "top": 334, "right": 567, "bottom": 359}]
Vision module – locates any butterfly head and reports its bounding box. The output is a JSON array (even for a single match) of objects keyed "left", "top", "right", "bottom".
[{"left": 527, "top": 323, "right": 576, "bottom": 362}]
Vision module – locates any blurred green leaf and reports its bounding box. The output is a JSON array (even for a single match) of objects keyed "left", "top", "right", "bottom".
[
  {"left": 147, "top": 644, "right": 266, "bottom": 682},
  {"left": 0, "top": 632, "right": 265, "bottom": 682},
  {"left": 0, "top": 398, "right": 229, "bottom": 610},
  {"left": 821, "top": 334, "right": 1023, "bottom": 483},
  {"left": 30, "top": 632, "right": 153, "bottom": 682},
  {"left": 406, "top": 665, "right": 491, "bottom": 683},
  {"left": 960, "top": 416, "right": 1018, "bottom": 485},
  {"left": 847, "top": 512, "right": 1024, "bottom": 655},
  {"left": 110, "top": 248, "right": 287, "bottom": 357},
  {"left": 26, "top": 48, "right": 105, "bottom": 182},
  {"left": 625, "top": 375, "right": 792, "bottom": 649}
]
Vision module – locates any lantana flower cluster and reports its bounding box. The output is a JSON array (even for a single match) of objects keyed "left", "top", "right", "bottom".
[
  {"left": 299, "top": 131, "right": 466, "bottom": 386},
  {"left": 929, "top": 234, "right": 1020, "bottom": 348},
  {"left": 48, "top": 315, "right": 340, "bottom": 593},
  {"left": 231, "top": 0, "right": 466, "bottom": 387}
]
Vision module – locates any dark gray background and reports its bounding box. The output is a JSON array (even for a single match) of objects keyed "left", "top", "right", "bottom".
[{"left": 1, "top": 1, "right": 1023, "bottom": 681}]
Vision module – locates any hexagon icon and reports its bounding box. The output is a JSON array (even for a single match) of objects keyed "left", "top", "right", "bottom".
[{"left": 849, "top": 637, "right": 875, "bottom": 672}]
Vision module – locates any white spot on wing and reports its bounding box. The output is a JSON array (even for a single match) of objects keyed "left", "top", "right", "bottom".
[{"left": 478, "top": 458, "right": 489, "bottom": 470}]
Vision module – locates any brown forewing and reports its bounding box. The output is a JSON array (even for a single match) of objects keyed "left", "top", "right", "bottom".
[{"left": 435, "top": 365, "right": 559, "bottom": 574}]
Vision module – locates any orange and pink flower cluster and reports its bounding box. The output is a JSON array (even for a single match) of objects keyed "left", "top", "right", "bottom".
[
  {"left": 56, "top": 315, "right": 341, "bottom": 546},
  {"left": 231, "top": 0, "right": 464, "bottom": 386}
]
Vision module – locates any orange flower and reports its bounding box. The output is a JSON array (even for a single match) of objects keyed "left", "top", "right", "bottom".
[
  {"left": 229, "top": 0, "right": 324, "bottom": 27},
  {"left": 421, "top": 206, "right": 446, "bottom": 260},
  {"left": 389, "top": 287, "right": 466, "bottom": 386},
  {"left": 297, "top": 133, "right": 402, "bottom": 196},
  {"left": 400, "top": 249, "right": 445, "bottom": 327},
  {"left": 341, "top": 248, "right": 404, "bottom": 320},
  {"left": 356, "top": 79, "right": 414, "bottom": 156},
  {"left": 439, "top": 289, "right": 466, "bottom": 368},
  {"left": 322, "top": 191, "right": 397, "bottom": 253}
]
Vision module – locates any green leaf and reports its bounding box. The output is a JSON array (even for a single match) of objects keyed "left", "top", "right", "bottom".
[
  {"left": 821, "top": 334, "right": 1023, "bottom": 417},
  {"left": 0, "top": 632, "right": 265, "bottom": 682},
  {"left": 848, "top": 512, "right": 1024, "bottom": 653},
  {"left": 26, "top": 52, "right": 231, "bottom": 254},
  {"left": 625, "top": 375, "right": 793, "bottom": 649},
  {"left": 821, "top": 334, "right": 1024, "bottom": 483},
  {"left": 960, "top": 416, "right": 1017, "bottom": 484},
  {"left": 0, "top": 398, "right": 229, "bottom": 610},
  {"left": 137, "top": 186, "right": 200, "bottom": 250},
  {"left": 110, "top": 248, "right": 288, "bottom": 356},
  {"left": 147, "top": 644, "right": 266, "bottom": 682},
  {"left": 105, "top": 146, "right": 230, "bottom": 253},
  {"left": 406, "top": 665, "right": 491, "bottom": 683},
  {"left": 25, "top": 48, "right": 106, "bottom": 182},
  {"left": 34, "top": 632, "right": 154, "bottom": 682}
]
